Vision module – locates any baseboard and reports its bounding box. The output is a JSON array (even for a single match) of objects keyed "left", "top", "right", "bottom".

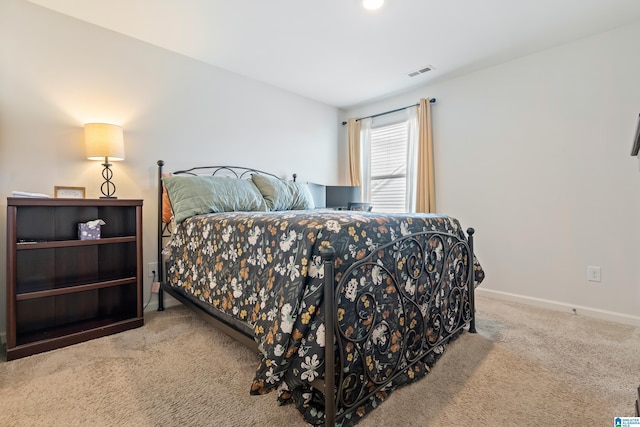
[{"left": 477, "top": 288, "right": 640, "bottom": 327}]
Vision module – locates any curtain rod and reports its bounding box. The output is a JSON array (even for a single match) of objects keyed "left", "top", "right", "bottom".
[{"left": 341, "top": 98, "right": 436, "bottom": 125}]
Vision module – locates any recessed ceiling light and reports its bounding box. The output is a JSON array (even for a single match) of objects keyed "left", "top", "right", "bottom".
[{"left": 362, "top": 0, "right": 384, "bottom": 11}]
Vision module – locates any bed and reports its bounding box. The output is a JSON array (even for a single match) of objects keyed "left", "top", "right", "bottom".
[{"left": 156, "top": 160, "right": 485, "bottom": 426}]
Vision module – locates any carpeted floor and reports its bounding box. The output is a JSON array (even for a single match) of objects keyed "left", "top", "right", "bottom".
[{"left": 1, "top": 294, "right": 638, "bottom": 426}]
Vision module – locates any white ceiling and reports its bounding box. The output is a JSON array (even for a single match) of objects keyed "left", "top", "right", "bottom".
[{"left": 26, "top": 0, "right": 640, "bottom": 109}]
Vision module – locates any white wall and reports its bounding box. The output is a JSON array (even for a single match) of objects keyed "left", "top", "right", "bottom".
[
  {"left": 0, "top": 0, "right": 340, "bottom": 335},
  {"left": 346, "top": 21, "right": 640, "bottom": 324}
]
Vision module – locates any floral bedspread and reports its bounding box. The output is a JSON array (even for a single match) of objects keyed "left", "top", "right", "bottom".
[{"left": 166, "top": 210, "right": 484, "bottom": 425}]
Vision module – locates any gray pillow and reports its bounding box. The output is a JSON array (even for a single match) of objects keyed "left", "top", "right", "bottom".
[
  {"left": 251, "top": 173, "right": 315, "bottom": 211},
  {"left": 163, "top": 175, "right": 267, "bottom": 223}
]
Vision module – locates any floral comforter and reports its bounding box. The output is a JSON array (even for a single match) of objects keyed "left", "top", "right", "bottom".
[{"left": 166, "top": 210, "right": 484, "bottom": 425}]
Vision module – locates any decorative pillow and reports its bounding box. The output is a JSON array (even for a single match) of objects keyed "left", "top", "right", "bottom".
[
  {"left": 250, "top": 173, "right": 315, "bottom": 211},
  {"left": 163, "top": 175, "right": 267, "bottom": 223},
  {"left": 162, "top": 173, "right": 173, "bottom": 223}
]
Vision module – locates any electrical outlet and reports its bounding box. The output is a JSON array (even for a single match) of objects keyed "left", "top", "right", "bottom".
[
  {"left": 148, "top": 262, "right": 158, "bottom": 278},
  {"left": 587, "top": 266, "right": 601, "bottom": 282}
]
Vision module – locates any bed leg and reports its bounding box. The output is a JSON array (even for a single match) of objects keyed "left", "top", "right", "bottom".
[
  {"left": 321, "top": 246, "right": 336, "bottom": 427},
  {"left": 467, "top": 227, "right": 476, "bottom": 334},
  {"left": 158, "top": 160, "right": 165, "bottom": 312},
  {"left": 158, "top": 287, "right": 164, "bottom": 311}
]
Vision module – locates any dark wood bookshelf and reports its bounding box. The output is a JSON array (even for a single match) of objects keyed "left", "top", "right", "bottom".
[{"left": 5, "top": 198, "right": 143, "bottom": 361}]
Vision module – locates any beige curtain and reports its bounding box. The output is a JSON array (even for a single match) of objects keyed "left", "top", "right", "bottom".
[
  {"left": 347, "top": 118, "right": 361, "bottom": 186},
  {"left": 416, "top": 98, "right": 435, "bottom": 213}
]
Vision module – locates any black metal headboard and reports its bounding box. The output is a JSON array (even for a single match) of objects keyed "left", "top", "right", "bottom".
[{"left": 167, "top": 164, "right": 287, "bottom": 181}]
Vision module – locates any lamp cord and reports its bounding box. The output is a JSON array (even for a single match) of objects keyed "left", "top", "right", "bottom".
[{"left": 143, "top": 271, "right": 156, "bottom": 311}]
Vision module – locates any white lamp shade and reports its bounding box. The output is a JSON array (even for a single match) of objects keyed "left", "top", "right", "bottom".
[{"left": 84, "top": 123, "right": 125, "bottom": 161}]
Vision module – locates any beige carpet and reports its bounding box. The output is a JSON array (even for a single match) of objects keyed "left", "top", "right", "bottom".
[{"left": 1, "top": 295, "right": 638, "bottom": 426}]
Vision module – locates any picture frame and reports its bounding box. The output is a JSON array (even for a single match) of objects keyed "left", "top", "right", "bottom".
[
  {"left": 54, "top": 186, "right": 86, "bottom": 199},
  {"left": 631, "top": 113, "right": 640, "bottom": 156}
]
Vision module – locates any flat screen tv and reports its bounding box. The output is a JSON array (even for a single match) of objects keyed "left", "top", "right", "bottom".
[{"left": 326, "top": 186, "right": 361, "bottom": 210}]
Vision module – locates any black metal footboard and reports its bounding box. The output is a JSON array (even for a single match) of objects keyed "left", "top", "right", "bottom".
[{"left": 321, "top": 228, "right": 475, "bottom": 426}]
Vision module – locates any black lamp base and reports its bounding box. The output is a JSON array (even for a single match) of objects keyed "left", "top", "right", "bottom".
[{"left": 100, "top": 161, "right": 117, "bottom": 198}]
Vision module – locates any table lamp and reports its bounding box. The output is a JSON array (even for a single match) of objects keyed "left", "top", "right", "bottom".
[{"left": 84, "top": 123, "right": 124, "bottom": 198}]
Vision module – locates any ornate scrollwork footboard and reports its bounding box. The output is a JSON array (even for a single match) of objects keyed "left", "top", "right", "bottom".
[{"left": 322, "top": 229, "right": 475, "bottom": 425}]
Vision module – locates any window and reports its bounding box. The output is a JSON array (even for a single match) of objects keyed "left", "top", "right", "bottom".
[
  {"left": 369, "top": 122, "right": 409, "bottom": 213},
  {"left": 361, "top": 108, "right": 417, "bottom": 213}
]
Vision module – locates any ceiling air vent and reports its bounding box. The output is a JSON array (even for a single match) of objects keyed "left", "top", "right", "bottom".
[{"left": 407, "top": 65, "right": 434, "bottom": 77}]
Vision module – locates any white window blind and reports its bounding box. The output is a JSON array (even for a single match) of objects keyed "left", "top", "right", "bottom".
[{"left": 370, "top": 122, "right": 408, "bottom": 213}]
